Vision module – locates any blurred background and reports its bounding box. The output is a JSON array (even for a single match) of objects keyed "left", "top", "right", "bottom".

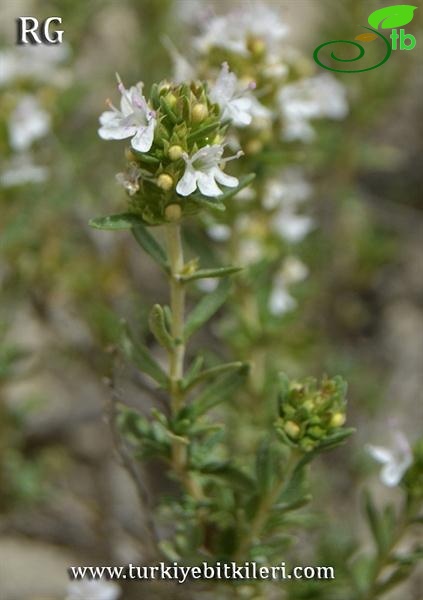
[{"left": 0, "top": 1, "right": 422, "bottom": 598}]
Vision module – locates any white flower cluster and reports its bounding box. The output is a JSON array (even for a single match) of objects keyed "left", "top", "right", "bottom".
[
  {"left": 98, "top": 74, "right": 243, "bottom": 199},
  {"left": 0, "top": 44, "right": 70, "bottom": 188}
]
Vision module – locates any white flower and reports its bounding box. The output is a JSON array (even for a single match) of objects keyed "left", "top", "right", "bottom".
[
  {"left": 162, "top": 37, "right": 195, "bottom": 83},
  {"left": 115, "top": 163, "right": 142, "bottom": 196},
  {"left": 367, "top": 431, "right": 413, "bottom": 487},
  {"left": 206, "top": 223, "right": 231, "bottom": 242},
  {"left": 195, "top": 2, "right": 288, "bottom": 56},
  {"left": 197, "top": 278, "right": 219, "bottom": 293},
  {"left": 176, "top": 145, "right": 241, "bottom": 198},
  {"left": 268, "top": 256, "right": 308, "bottom": 316},
  {"left": 209, "top": 63, "right": 270, "bottom": 127},
  {"left": 98, "top": 76, "right": 156, "bottom": 153},
  {"left": 8, "top": 95, "right": 50, "bottom": 151},
  {"left": 65, "top": 579, "right": 121, "bottom": 600},
  {"left": 269, "top": 285, "right": 297, "bottom": 316},
  {"left": 279, "top": 74, "right": 348, "bottom": 142},
  {"left": 0, "top": 154, "right": 48, "bottom": 187},
  {"left": 0, "top": 44, "right": 70, "bottom": 87},
  {"left": 263, "top": 170, "right": 312, "bottom": 210},
  {"left": 272, "top": 210, "right": 314, "bottom": 243}
]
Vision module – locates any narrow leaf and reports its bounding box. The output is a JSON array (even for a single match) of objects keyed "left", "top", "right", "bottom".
[
  {"left": 132, "top": 224, "right": 169, "bottom": 271},
  {"left": 184, "top": 278, "right": 231, "bottom": 340},
  {"left": 187, "top": 363, "right": 249, "bottom": 418},
  {"left": 182, "top": 361, "right": 244, "bottom": 392},
  {"left": 180, "top": 266, "right": 242, "bottom": 283},
  {"left": 149, "top": 304, "right": 174, "bottom": 351},
  {"left": 181, "top": 356, "right": 204, "bottom": 390},
  {"left": 121, "top": 323, "right": 168, "bottom": 387},
  {"left": 89, "top": 213, "right": 144, "bottom": 230}
]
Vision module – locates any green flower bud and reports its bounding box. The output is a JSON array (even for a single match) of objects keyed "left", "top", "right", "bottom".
[
  {"left": 284, "top": 421, "right": 301, "bottom": 439},
  {"left": 168, "top": 145, "right": 184, "bottom": 161},
  {"left": 157, "top": 173, "right": 174, "bottom": 191},
  {"left": 192, "top": 103, "right": 208, "bottom": 123},
  {"left": 165, "top": 204, "right": 182, "bottom": 222}
]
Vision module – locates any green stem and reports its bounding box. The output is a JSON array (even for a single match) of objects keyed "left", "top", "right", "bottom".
[
  {"left": 361, "top": 511, "right": 410, "bottom": 600},
  {"left": 235, "top": 451, "right": 299, "bottom": 561},
  {"left": 165, "top": 222, "right": 203, "bottom": 500}
]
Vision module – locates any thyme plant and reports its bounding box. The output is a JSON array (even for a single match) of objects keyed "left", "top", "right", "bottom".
[{"left": 91, "top": 72, "right": 352, "bottom": 580}]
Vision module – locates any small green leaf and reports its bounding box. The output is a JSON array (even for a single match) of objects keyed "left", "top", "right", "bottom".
[
  {"left": 182, "top": 361, "right": 244, "bottom": 392},
  {"left": 186, "top": 121, "right": 220, "bottom": 143},
  {"left": 160, "top": 96, "right": 179, "bottom": 124},
  {"left": 181, "top": 356, "right": 204, "bottom": 390},
  {"left": 149, "top": 305, "right": 174, "bottom": 351},
  {"left": 364, "top": 490, "right": 391, "bottom": 554},
  {"left": 180, "top": 266, "right": 242, "bottom": 283},
  {"left": 89, "top": 213, "right": 144, "bottom": 230},
  {"left": 184, "top": 279, "right": 231, "bottom": 340},
  {"left": 120, "top": 323, "right": 168, "bottom": 387},
  {"left": 368, "top": 5, "right": 417, "bottom": 29},
  {"left": 132, "top": 224, "right": 169, "bottom": 271},
  {"left": 256, "top": 438, "right": 277, "bottom": 494},
  {"left": 186, "top": 363, "right": 249, "bottom": 418},
  {"left": 200, "top": 461, "right": 255, "bottom": 490}
]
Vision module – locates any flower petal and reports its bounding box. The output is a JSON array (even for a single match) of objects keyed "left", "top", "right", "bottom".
[
  {"left": 176, "top": 165, "right": 197, "bottom": 196},
  {"left": 213, "top": 167, "right": 238, "bottom": 189},
  {"left": 197, "top": 171, "right": 222, "bottom": 197},
  {"left": 131, "top": 120, "right": 155, "bottom": 152},
  {"left": 366, "top": 444, "right": 392, "bottom": 465}
]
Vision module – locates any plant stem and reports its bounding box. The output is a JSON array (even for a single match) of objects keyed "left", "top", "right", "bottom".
[
  {"left": 235, "top": 451, "right": 299, "bottom": 561},
  {"left": 165, "top": 222, "right": 203, "bottom": 500},
  {"left": 361, "top": 510, "right": 410, "bottom": 600}
]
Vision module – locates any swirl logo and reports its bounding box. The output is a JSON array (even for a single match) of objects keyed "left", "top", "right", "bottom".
[{"left": 313, "top": 5, "right": 417, "bottom": 74}]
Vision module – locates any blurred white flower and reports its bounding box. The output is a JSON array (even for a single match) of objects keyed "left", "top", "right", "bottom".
[
  {"left": 195, "top": 2, "right": 288, "bottom": 56},
  {"left": 209, "top": 62, "right": 270, "bottom": 127},
  {"left": 367, "top": 431, "right": 413, "bottom": 487},
  {"left": 8, "top": 95, "right": 51, "bottom": 151},
  {"left": 115, "top": 164, "right": 142, "bottom": 196},
  {"left": 197, "top": 278, "right": 219, "bottom": 293},
  {"left": 0, "top": 44, "right": 70, "bottom": 87},
  {"left": 272, "top": 209, "right": 314, "bottom": 243},
  {"left": 98, "top": 76, "right": 156, "bottom": 153},
  {"left": 66, "top": 580, "right": 121, "bottom": 600},
  {"left": 0, "top": 154, "right": 48, "bottom": 187},
  {"left": 176, "top": 145, "right": 240, "bottom": 197},
  {"left": 162, "top": 37, "right": 195, "bottom": 83},
  {"left": 279, "top": 74, "right": 348, "bottom": 142},
  {"left": 269, "top": 285, "right": 296, "bottom": 315},
  {"left": 238, "top": 239, "right": 263, "bottom": 265},
  {"left": 263, "top": 170, "right": 312, "bottom": 210},
  {"left": 269, "top": 256, "right": 308, "bottom": 316},
  {"left": 206, "top": 223, "right": 231, "bottom": 242}
]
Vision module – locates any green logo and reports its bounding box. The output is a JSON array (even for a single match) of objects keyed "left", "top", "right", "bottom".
[{"left": 313, "top": 4, "right": 417, "bottom": 73}]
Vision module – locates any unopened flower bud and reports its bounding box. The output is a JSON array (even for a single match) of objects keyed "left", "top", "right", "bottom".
[
  {"left": 168, "top": 145, "right": 184, "bottom": 161},
  {"left": 165, "top": 92, "right": 177, "bottom": 108},
  {"left": 165, "top": 203, "right": 182, "bottom": 221},
  {"left": 192, "top": 103, "right": 208, "bottom": 123},
  {"left": 284, "top": 421, "right": 301, "bottom": 439},
  {"left": 157, "top": 173, "right": 174, "bottom": 191},
  {"left": 330, "top": 412, "right": 346, "bottom": 428}
]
